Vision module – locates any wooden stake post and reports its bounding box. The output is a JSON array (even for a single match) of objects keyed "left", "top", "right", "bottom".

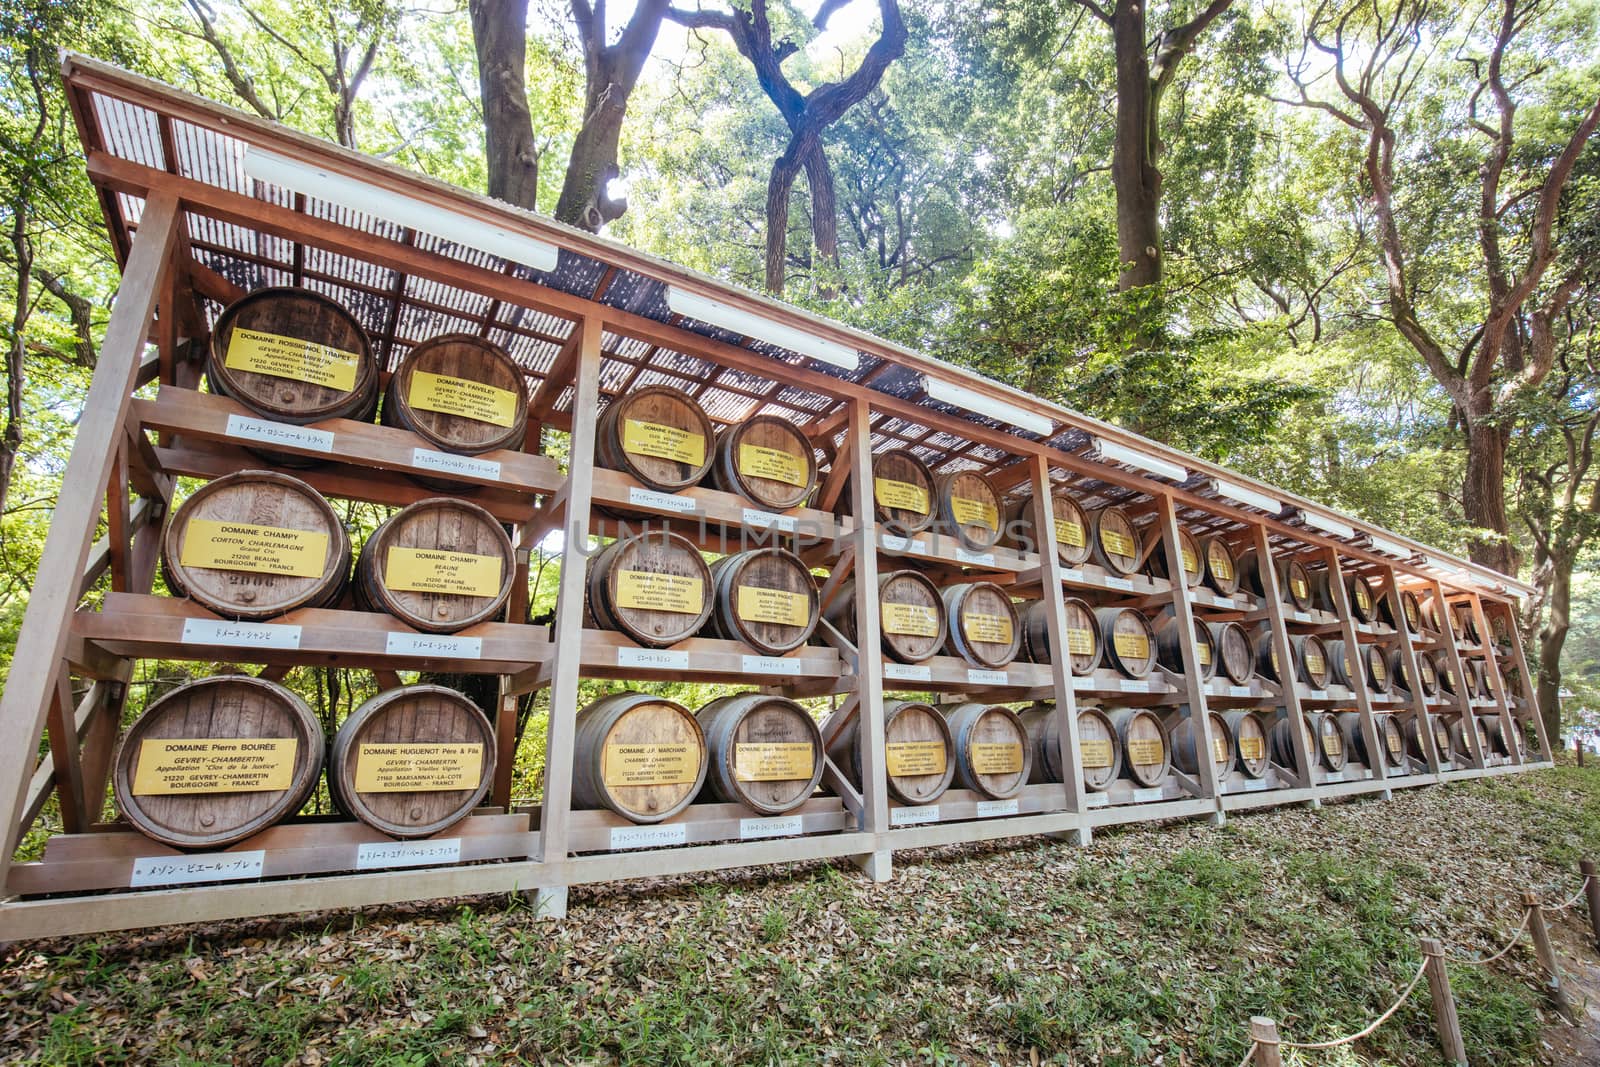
[{"left": 0, "top": 55, "right": 1552, "bottom": 939}]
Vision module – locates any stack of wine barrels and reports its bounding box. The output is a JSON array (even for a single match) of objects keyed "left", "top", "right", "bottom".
[
  {"left": 943, "top": 703, "right": 1031, "bottom": 799},
  {"left": 357, "top": 497, "right": 515, "bottom": 632},
  {"left": 587, "top": 531, "right": 714, "bottom": 648},
  {"left": 826, "top": 700, "right": 954, "bottom": 805},
  {"left": 697, "top": 695, "right": 825, "bottom": 815},
  {"left": 163, "top": 470, "right": 351, "bottom": 619},
  {"left": 208, "top": 287, "right": 380, "bottom": 427},
  {"left": 1018, "top": 597, "right": 1102, "bottom": 674},
  {"left": 329, "top": 685, "right": 496, "bottom": 837},
  {"left": 114, "top": 675, "right": 325, "bottom": 849},
  {"left": 573, "top": 693, "right": 709, "bottom": 823}
]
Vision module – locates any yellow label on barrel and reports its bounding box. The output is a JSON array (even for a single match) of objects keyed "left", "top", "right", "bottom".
[
  {"left": 1054, "top": 518, "right": 1086, "bottom": 548},
  {"left": 875, "top": 477, "right": 929, "bottom": 515},
  {"left": 179, "top": 519, "right": 328, "bottom": 578},
  {"left": 602, "top": 742, "right": 700, "bottom": 787},
  {"left": 131, "top": 738, "right": 297, "bottom": 795},
  {"left": 963, "top": 612, "right": 1013, "bottom": 645},
  {"left": 385, "top": 547, "right": 503, "bottom": 598},
  {"left": 970, "top": 742, "right": 1023, "bottom": 775},
  {"left": 1196, "top": 641, "right": 1211, "bottom": 665},
  {"left": 1304, "top": 651, "right": 1326, "bottom": 676},
  {"left": 886, "top": 740, "right": 947, "bottom": 776},
  {"left": 408, "top": 371, "right": 518, "bottom": 428},
  {"left": 1126, "top": 737, "right": 1164, "bottom": 765},
  {"left": 615, "top": 570, "right": 704, "bottom": 615},
  {"left": 737, "top": 443, "right": 808, "bottom": 487},
  {"left": 622, "top": 419, "right": 705, "bottom": 466},
  {"left": 1212, "top": 738, "right": 1229, "bottom": 763},
  {"left": 225, "top": 327, "right": 362, "bottom": 391},
  {"left": 1239, "top": 736, "right": 1265, "bottom": 761},
  {"left": 353, "top": 743, "right": 482, "bottom": 792},
  {"left": 1420, "top": 660, "right": 1436, "bottom": 684},
  {"left": 1385, "top": 728, "right": 1405, "bottom": 757},
  {"left": 1355, "top": 582, "right": 1372, "bottom": 611},
  {"left": 1181, "top": 546, "right": 1198, "bottom": 575},
  {"left": 1079, "top": 739, "right": 1113, "bottom": 768},
  {"left": 1208, "top": 543, "right": 1234, "bottom": 581},
  {"left": 1372, "top": 656, "right": 1387, "bottom": 682},
  {"left": 950, "top": 495, "right": 999, "bottom": 531},
  {"left": 1291, "top": 574, "right": 1309, "bottom": 600},
  {"left": 733, "top": 742, "right": 815, "bottom": 782},
  {"left": 737, "top": 585, "right": 811, "bottom": 627},
  {"left": 1100, "top": 526, "right": 1136, "bottom": 558},
  {"left": 1067, "top": 628, "right": 1095, "bottom": 656},
  {"left": 882, "top": 601, "right": 940, "bottom": 637},
  {"left": 1114, "top": 631, "right": 1149, "bottom": 660},
  {"left": 1404, "top": 599, "right": 1421, "bottom": 628},
  {"left": 1321, "top": 732, "right": 1343, "bottom": 758}
]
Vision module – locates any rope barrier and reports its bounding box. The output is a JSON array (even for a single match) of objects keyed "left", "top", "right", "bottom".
[
  {"left": 1278, "top": 958, "right": 1430, "bottom": 1051},
  {"left": 1235, "top": 1043, "right": 1258, "bottom": 1067},
  {"left": 1545, "top": 873, "right": 1593, "bottom": 913},
  {"left": 1446, "top": 905, "right": 1532, "bottom": 966}
]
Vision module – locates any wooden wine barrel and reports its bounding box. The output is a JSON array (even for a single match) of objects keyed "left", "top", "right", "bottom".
[
  {"left": 162, "top": 470, "right": 350, "bottom": 620},
  {"left": 697, "top": 694, "right": 824, "bottom": 815},
  {"left": 1006, "top": 490, "right": 1093, "bottom": 566},
  {"left": 329, "top": 685, "right": 495, "bottom": 838},
  {"left": 1455, "top": 604, "right": 1482, "bottom": 645},
  {"left": 1147, "top": 526, "right": 1203, "bottom": 588},
  {"left": 586, "top": 530, "right": 714, "bottom": 648},
  {"left": 1290, "top": 633, "right": 1332, "bottom": 689},
  {"left": 208, "top": 286, "right": 379, "bottom": 424},
  {"left": 1431, "top": 715, "right": 1455, "bottom": 763},
  {"left": 869, "top": 448, "right": 937, "bottom": 533},
  {"left": 1088, "top": 505, "right": 1145, "bottom": 576},
  {"left": 1326, "top": 639, "right": 1382, "bottom": 693},
  {"left": 1234, "top": 548, "right": 1267, "bottom": 598},
  {"left": 941, "top": 582, "right": 1022, "bottom": 669},
  {"left": 1435, "top": 653, "right": 1459, "bottom": 696},
  {"left": 1410, "top": 651, "right": 1441, "bottom": 697},
  {"left": 1076, "top": 707, "right": 1124, "bottom": 790},
  {"left": 595, "top": 384, "right": 716, "bottom": 491},
  {"left": 1269, "top": 713, "right": 1316, "bottom": 771},
  {"left": 706, "top": 548, "right": 819, "bottom": 655},
  {"left": 1097, "top": 607, "right": 1158, "bottom": 678},
  {"left": 1277, "top": 558, "right": 1315, "bottom": 611},
  {"left": 1312, "top": 712, "right": 1348, "bottom": 771},
  {"left": 708, "top": 414, "right": 818, "bottom": 511},
  {"left": 1339, "top": 711, "right": 1405, "bottom": 771},
  {"left": 572, "top": 693, "right": 708, "bottom": 823},
  {"left": 935, "top": 469, "right": 1004, "bottom": 552},
  {"left": 1222, "top": 711, "right": 1271, "bottom": 778},
  {"left": 1345, "top": 573, "right": 1379, "bottom": 623},
  {"left": 1446, "top": 715, "right": 1487, "bottom": 763},
  {"left": 1210, "top": 621, "right": 1255, "bottom": 685},
  {"left": 1169, "top": 709, "right": 1235, "bottom": 779},
  {"left": 1308, "top": 569, "right": 1336, "bottom": 615},
  {"left": 113, "top": 675, "right": 323, "bottom": 849},
  {"left": 1152, "top": 611, "right": 1218, "bottom": 681},
  {"left": 823, "top": 570, "right": 946, "bottom": 663},
  {"left": 943, "top": 703, "right": 1031, "bottom": 799},
  {"left": 356, "top": 497, "right": 514, "bottom": 633},
  {"left": 1461, "top": 659, "right": 1481, "bottom": 700},
  {"left": 382, "top": 333, "right": 528, "bottom": 455},
  {"left": 1253, "top": 627, "right": 1284, "bottom": 683},
  {"left": 1108, "top": 708, "right": 1170, "bottom": 788},
  {"left": 825, "top": 700, "right": 954, "bottom": 805},
  {"left": 1401, "top": 714, "right": 1434, "bottom": 763},
  {"left": 1397, "top": 590, "right": 1425, "bottom": 633},
  {"left": 1019, "top": 597, "right": 1101, "bottom": 674},
  {"left": 1485, "top": 716, "right": 1524, "bottom": 760},
  {"left": 1201, "top": 535, "right": 1241, "bottom": 596}
]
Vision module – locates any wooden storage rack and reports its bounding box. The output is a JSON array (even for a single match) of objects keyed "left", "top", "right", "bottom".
[{"left": 0, "top": 55, "right": 1551, "bottom": 939}]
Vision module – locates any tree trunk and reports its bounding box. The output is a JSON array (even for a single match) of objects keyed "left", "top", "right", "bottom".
[
  {"left": 2, "top": 210, "right": 31, "bottom": 517},
  {"left": 1111, "top": 0, "right": 1161, "bottom": 291},
  {"left": 764, "top": 135, "right": 810, "bottom": 294},
  {"left": 1463, "top": 417, "right": 1516, "bottom": 575},
  {"left": 470, "top": 0, "right": 541, "bottom": 211},
  {"left": 803, "top": 141, "right": 840, "bottom": 290},
  {"left": 554, "top": 83, "right": 632, "bottom": 231},
  {"left": 1536, "top": 549, "right": 1572, "bottom": 746}
]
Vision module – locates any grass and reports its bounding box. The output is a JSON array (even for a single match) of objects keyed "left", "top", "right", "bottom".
[{"left": 6, "top": 764, "right": 1600, "bottom": 1065}]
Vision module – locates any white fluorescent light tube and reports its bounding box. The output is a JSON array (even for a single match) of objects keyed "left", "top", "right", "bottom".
[
  {"left": 1091, "top": 436, "right": 1188, "bottom": 482},
  {"left": 1303, "top": 511, "right": 1356, "bottom": 539},
  {"left": 242, "top": 147, "right": 560, "bottom": 272},
  {"left": 666, "top": 286, "right": 860, "bottom": 370},
  {"left": 1368, "top": 535, "right": 1411, "bottom": 558},
  {"left": 1214, "top": 478, "right": 1282, "bottom": 515},
  {"left": 923, "top": 375, "right": 1054, "bottom": 436}
]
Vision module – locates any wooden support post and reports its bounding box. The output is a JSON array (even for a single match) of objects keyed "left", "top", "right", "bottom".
[
  {"left": 1429, "top": 579, "right": 1484, "bottom": 770},
  {"left": 844, "top": 397, "right": 891, "bottom": 879},
  {"left": 1582, "top": 860, "right": 1600, "bottom": 954},
  {"left": 0, "top": 192, "right": 179, "bottom": 890},
  {"left": 1324, "top": 549, "right": 1390, "bottom": 792},
  {"left": 1248, "top": 1016, "right": 1283, "bottom": 1067},
  {"left": 1499, "top": 599, "right": 1554, "bottom": 760},
  {"left": 1252, "top": 526, "right": 1318, "bottom": 800},
  {"left": 1156, "top": 493, "right": 1222, "bottom": 819},
  {"left": 1028, "top": 456, "right": 1089, "bottom": 842},
  {"left": 1462, "top": 592, "right": 1523, "bottom": 767},
  {"left": 1524, "top": 889, "right": 1572, "bottom": 1019},
  {"left": 1382, "top": 564, "right": 1443, "bottom": 776},
  {"left": 529, "top": 313, "right": 603, "bottom": 917},
  {"left": 1421, "top": 937, "right": 1469, "bottom": 1066}
]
